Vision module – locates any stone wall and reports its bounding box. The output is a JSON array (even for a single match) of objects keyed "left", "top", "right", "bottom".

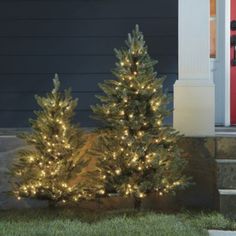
[{"left": 0, "top": 132, "right": 220, "bottom": 210}]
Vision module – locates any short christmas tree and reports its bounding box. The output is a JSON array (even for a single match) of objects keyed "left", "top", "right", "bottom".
[
  {"left": 92, "top": 25, "right": 189, "bottom": 209},
  {"left": 11, "top": 74, "right": 91, "bottom": 205}
]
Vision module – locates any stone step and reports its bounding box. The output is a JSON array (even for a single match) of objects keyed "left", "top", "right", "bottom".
[
  {"left": 217, "top": 160, "right": 236, "bottom": 189},
  {"left": 219, "top": 189, "right": 236, "bottom": 219},
  {"left": 216, "top": 137, "right": 236, "bottom": 159}
]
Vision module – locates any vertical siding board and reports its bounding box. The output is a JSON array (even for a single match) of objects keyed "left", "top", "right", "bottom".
[{"left": 0, "top": 0, "right": 177, "bottom": 127}]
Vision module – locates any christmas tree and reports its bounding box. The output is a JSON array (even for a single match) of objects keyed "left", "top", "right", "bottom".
[
  {"left": 92, "top": 25, "right": 189, "bottom": 209},
  {"left": 11, "top": 74, "right": 92, "bottom": 205}
]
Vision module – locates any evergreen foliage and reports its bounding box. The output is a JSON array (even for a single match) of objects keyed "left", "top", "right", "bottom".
[
  {"left": 11, "top": 74, "right": 92, "bottom": 204},
  {"left": 91, "top": 25, "right": 189, "bottom": 207}
]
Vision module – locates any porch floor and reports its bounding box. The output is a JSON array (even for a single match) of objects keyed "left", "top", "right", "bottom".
[{"left": 215, "top": 127, "right": 236, "bottom": 137}]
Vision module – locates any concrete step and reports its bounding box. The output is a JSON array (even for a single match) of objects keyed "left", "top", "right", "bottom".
[
  {"left": 219, "top": 189, "right": 236, "bottom": 219},
  {"left": 217, "top": 160, "right": 236, "bottom": 189}
]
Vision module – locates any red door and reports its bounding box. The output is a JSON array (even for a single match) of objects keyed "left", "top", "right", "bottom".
[{"left": 230, "top": 0, "right": 236, "bottom": 124}]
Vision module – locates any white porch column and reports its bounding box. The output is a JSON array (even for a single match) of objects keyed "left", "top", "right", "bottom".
[{"left": 174, "top": 0, "right": 215, "bottom": 136}]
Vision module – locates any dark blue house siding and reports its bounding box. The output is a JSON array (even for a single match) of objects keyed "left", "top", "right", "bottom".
[{"left": 0, "top": 0, "right": 178, "bottom": 127}]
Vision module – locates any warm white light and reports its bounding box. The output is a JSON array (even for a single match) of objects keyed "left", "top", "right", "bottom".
[{"left": 115, "top": 169, "right": 121, "bottom": 175}]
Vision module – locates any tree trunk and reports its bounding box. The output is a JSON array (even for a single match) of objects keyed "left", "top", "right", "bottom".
[{"left": 134, "top": 197, "right": 142, "bottom": 210}]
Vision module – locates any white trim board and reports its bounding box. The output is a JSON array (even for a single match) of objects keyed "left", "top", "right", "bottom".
[{"left": 224, "top": 0, "right": 231, "bottom": 126}]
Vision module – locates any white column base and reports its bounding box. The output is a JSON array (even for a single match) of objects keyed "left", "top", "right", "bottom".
[{"left": 173, "top": 80, "right": 215, "bottom": 137}]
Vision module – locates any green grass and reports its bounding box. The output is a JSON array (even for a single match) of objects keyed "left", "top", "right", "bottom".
[{"left": 0, "top": 209, "right": 235, "bottom": 236}]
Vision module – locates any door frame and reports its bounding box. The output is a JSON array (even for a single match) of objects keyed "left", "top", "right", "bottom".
[
  {"left": 212, "top": 0, "right": 230, "bottom": 126},
  {"left": 225, "top": 0, "right": 231, "bottom": 126}
]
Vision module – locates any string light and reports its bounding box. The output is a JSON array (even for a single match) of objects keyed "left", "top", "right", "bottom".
[
  {"left": 120, "top": 110, "right": 125, "bottom": 116},
  {"left": 138, "top": 131, "right": 143, "bottom": 137},
  {"left": 99, "top": 189, "right": 105, "bottom": 195},
  {"left": 115, "top": 169, "right": 121, "bottom": 175},
  {"left": 28, "top": 156, "right": 34, "bottom": 162},
  {"left": 139, "top": 193, "right": 144, "bottom": 198},
  {"left": 124, "top": 129, "right": 128, "bottom": 135}
]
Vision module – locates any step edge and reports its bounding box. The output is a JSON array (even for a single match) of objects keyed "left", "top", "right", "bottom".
[
  {"left": 216, "top": 159, "right": 236, "bottom": 163},
  {"left": 219, "top": 189, "right": 236, "bottom": 195}
]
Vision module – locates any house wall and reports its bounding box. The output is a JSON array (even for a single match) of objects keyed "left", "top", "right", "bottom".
[{"left": 0, "top": 0, "right": 178, "bottom": 127}]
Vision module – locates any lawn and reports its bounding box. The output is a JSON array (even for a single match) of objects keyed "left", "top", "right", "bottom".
[{"left": 0, "top": 209, "right": 236, "bottom": 236}]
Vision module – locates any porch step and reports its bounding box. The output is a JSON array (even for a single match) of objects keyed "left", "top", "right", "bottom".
[
  {"left": 217, "top": 158, "right": 236, "bottom": 218},
  {"left": 217, "top": 160, "right": 236, "bottom": 189},
  {"left": 216, "top": 137, "right": 236, "bottom": 159},
  {"left": 219, "top": 189, "right": 236, "bottom": 219}
]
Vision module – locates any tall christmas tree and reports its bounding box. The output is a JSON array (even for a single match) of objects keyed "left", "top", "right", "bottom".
[
  {"left": 11, "top": 74, "right": 91, "bottom": 205},
  {"left": 92, "top": 25, "right": 189, "bottom": 208}
]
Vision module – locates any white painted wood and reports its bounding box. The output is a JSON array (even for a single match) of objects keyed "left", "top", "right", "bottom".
[
  {"left": 178, "top": 0, "right": 210, "bottom": 81},
  {"left": 224, "top": 0, "right": 231, "bottom": 126},
  {"left": 212, "top": 0, "right": 231, "bottom": 126},
  {"left": 212, "top": 0, "right": 225, "bottom": 125},
  {"left": 174, "top": 0, "right": 215, "bottom": 136}
]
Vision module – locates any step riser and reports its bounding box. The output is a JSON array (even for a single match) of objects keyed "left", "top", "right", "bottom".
[
  {"left": 219, "top": 190, "right": 236, "bottom": 219},
  {"left": 216, "top": 138, "right": 236, "bottom": 159},
  {"left": 217, "top": 160, "right": 236, "bottom": 189}
]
